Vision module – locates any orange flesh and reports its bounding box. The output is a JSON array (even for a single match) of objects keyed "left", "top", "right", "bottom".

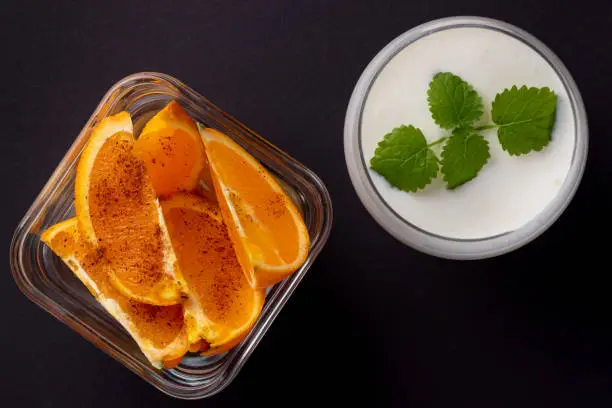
[
  {"left": 45, "top": 222, "right": 185, "bottom": 350},
  {"left": 189, "top": 340, "right": 202, "bottom": 353},
  {"left": 88, "top": 132, "right": 179, "bottom": 304},
  {"left": 162, "top": 194, "right": 258, "bottom": 336},
  {"left": 206, "top": 141, "right": 300, "bottom": 266},
  {"left": 133, "top": 101, "right": 205, "bottom": 197},
  {"left": 134, "top": 127, "right": 202, "bottom": 197},
  {"left": 212, "top": 181, "right": 256, "bottom": 287},
  {"left": 201, "top": 331, "right": 246, "bottom": 357},
  {"left": 162, "top": 356, "right": 183, "bottom": 370}
]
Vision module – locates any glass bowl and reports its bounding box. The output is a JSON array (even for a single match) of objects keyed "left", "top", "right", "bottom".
[
  {"left": 10, "top": 72, "right": 332, "bottom": 399},
  {"left": 344, "top": 16, "right": 588, "bottom": 260}
]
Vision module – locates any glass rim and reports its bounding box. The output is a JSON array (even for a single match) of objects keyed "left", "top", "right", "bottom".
[{"left": 344, "top": 16, "right": 588, "bottom": 260}]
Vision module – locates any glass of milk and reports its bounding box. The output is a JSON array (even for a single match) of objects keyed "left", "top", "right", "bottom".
[{"left": 344, "top": 16, "right": 588, "bottom": 260}]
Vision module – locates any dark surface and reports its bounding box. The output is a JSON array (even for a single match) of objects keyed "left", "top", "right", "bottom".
[{"left": 2, "top": 1, "right": 612, "bottom": 407}]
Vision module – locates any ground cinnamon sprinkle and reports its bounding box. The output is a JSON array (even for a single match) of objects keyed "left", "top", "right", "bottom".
[
  {"left": 265, "top": 193, "right": 287, "bottom": 219},
  {"left": 125, "top": 301, "right": 184, "bottom": 347},
  {"left": 55, "top": 224, "right": 185, "bottom": 348},
  {"left": 163, "top": 198, "right": 254, "bottom": 324},
  {"left": 88, "top": 133, "right": 170, "bottom": 298}
]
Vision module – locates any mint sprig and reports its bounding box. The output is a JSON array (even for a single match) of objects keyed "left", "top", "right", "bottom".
[
  {"left": 427, "top": 72, "right": 484, "bottom": 129},
  {"left": 370, "top": 125, "right": 440, "bottom": 193},
  {"left": 492, "top": 86, "right": 557, "bottom": 155},
  {"left": 441, "top": 128, "right": 490, "bottom": 189},
  {"left": 370, "top": 72, "right": 557, "bottom": 192}
]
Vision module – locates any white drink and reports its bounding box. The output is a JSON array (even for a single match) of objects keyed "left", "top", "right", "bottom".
[{"left": 361, "top": 27, "right": 575, "bottom": 239}]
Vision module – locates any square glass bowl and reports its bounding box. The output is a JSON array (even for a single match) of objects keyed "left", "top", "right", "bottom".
[{"left": 10, "top": 72, "right": 332, "bottom": 399}]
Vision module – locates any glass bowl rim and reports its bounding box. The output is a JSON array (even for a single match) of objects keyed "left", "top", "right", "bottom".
[
  {"left": 10, "top": 72, "right": 333, "bottom": 399},
  {"left": 344, "top": 16, "right": 588, "bottom": 260}
]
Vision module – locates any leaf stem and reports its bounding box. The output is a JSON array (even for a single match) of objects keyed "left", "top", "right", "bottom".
[
  {"left": 427, "top": 137, "right": 447, "bottom": 147},
  {"left": 473, "top": 124, "right": 498, "bottom": 131}
]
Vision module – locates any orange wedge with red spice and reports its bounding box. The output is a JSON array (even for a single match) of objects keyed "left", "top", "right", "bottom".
[
  {"left": 41, "top": 218, "right": 190, "bottom": 368},
  {"left": 39, "top": 103, "right": 316, "bottom": 367},
  {"left": 198, "top": 126, "right": 310, "bottom": 289},
  {"left": 133, "top": 101, "right": 206, "bottom": 197},
  {"left": 161, "top": 192, "right": 265, "bottom": 351},
  {"left": 74, "top": 112, "right": 185, "bottom": 305},
  {"left": 200, "top": 330, "right": 249, "bottom": 357}
]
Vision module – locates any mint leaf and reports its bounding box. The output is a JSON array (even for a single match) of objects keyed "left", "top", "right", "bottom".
[
  {"left": 440, "top": 128, "right": 490, "bottom": 189},
  {"left": 492, "top": 86, "right": 557, "bottom": 155},
  {"left": 427, "top": 72, "right": 484, "bottom": 129},
  {"left": 370, "top": 125, "right": 439, "bottom": 192}
]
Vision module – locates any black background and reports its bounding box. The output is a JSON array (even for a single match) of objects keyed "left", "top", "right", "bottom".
[{"left": 3, "top": 1, "right": 612, "bottom": 407}]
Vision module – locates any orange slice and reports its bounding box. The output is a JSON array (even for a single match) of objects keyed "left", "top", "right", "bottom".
[
  {"left": 41, "top": 218, "right": 189, "bottom": 368},
  {"left": 161, "top": 193, "right": 265, "bottom": 349},
  {"left": 133, "top": 101, "right": 206, "bottom": 197},
  {"left": 75, "top": 111, "right": 133, "bottom": 244},
  {"left": 200, "top": 331, "right": 248, "bottom": 357},
  {"left": 74, "top": 112, "right": 184, "bottom": 305},
  {"left": 198, "top": 126, "right": 310, "bottom": 288}
]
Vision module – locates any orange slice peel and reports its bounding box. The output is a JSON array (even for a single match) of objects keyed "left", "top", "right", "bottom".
[
  {"left": 74, "top": 112, "right": 184, "bottom": 306},
  {"left": 134, "top": 101, "right": 206, "bottom": 197},
  {"left": 75, "top": 111, "right": 133, "bottom": 245},
  {"left": 197, "top": 126, "right": 310, "bottom": 289},
  {"left": 161, "top": 192, "right": 265, "bottom": 349},
  {"left": 41, "top": 218, "right": 189, "bottom": 368}
]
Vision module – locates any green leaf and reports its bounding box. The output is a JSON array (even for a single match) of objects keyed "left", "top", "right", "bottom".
[
  {"left": 441, "top": 128, "right": 490, "bottom": 189},
  {"left": 427, "top": 72, "right": 484, "bottom": 129},
  {"left": 492, "top": 86, "right": 557, "bottom": 155},
  {"left": 370, "top": 125, "right": 439, "bottom": 192}
]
